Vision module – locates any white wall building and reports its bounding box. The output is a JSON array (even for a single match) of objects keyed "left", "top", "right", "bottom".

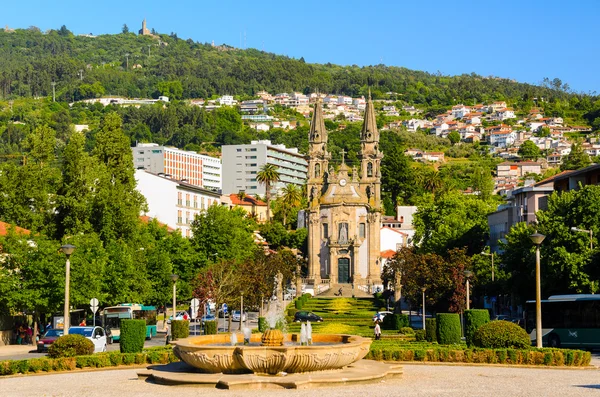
[
  {"left": 132, "top": 143, "right": 222, "bottom": 191},
  {"left": 135, "top": 170, "right": 222, "bottom": 238},
  {"left": 218, "top": 95, "right": 235, "bottom": 106}
]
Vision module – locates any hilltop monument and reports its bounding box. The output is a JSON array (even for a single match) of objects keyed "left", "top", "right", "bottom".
[
  {"left": 306, "top": 94, "right": 383, "bottom": 290},
  {"left": 139, "top": 19, "right": 152, "bottom": 36}
]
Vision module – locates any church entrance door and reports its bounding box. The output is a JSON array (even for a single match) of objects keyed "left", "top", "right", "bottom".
[{"left": 338, "top": 258, "right": 350, "bottom": 284}]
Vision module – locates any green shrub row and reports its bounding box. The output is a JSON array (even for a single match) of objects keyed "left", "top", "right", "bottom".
[
  {"left": 465, "top": 310, "right": 490, "bottom": 347},
  {"left": 204, "top": 320, "right": 217, "bottom": 335},
  {"left": 171, "top": 320, "right": 190, "bottom": 340},
  {"left": 425, "top": 318, "right": 437, "bottom": 343},
  {"left": 294, "top": 293, "right": 312, "bottom": 310},
  {"left": 258, "top": 317, "right": 267, "bottom": 332},
  {"left": 414, "top": 329, "right": 426, "bottom": 341},
  {"left": 366, "top": 345, "right": 591, "bottom": 367},
  {"left": 121, "top": 319, "right": 146, "bottom": 353},
  {"left": 381, "top": 314, "right": 409, "bottom": 330},
  {"left": 48, "top": 334, "right": 94, "bottom": 358},
  {"left": 474, "top": 320, "right": 530, "bottom": 349},
  {"left": 436, "top": 314, "right": 461, "bottom": 345},
  {"left": 0, "top": 348, "right": 178, "bottom": 376}
]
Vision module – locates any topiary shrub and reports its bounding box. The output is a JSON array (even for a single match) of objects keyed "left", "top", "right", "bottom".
[
  {"left": 473, "top": 320, "right": 531, "bottom": 349},
  {"left": 464, "top": 309, "right": 490, "bottom": 347},
  {"left": 258, "top": 317, "right": 267, "bottom": 332},
  {"left": 382, "top": 314, "right": 409, "bottom": 330},
  {"left": 414, "top": 329, "right": 426, "bottom": 341},
  {"left": 48, "top": 334, "right": 94, "bottom": 358},
  {"left": 120, "top": 319, "right": 146, "bottom": 353},
  {"left": 436, "top": 313, "right": 461, "bottom": 345},
  {"left": 287, "top": 308, "right": 297, "bottom": 318},
  {"left": 204, "top": 320, "right": 217, "bottom": 335},
  {"left": 425, "top": 318, "right": 437, "bottom": 343},
  {"left": 171, "top": 320, "right": 190, "bottom": 340},
  {"left": 399, "top": 327, "right": 415, "bottom": 335},
  {"left": 295, "top": 299, "right": 303, "bottom": 310}
]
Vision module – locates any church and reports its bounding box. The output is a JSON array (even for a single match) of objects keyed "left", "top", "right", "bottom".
[{"left": 306, "top": 95, "right": 384, "bottom": 292}]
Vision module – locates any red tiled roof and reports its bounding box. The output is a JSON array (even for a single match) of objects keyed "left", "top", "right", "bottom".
[
  {"left": 0, "top": 221, "right": 30, "bottom": 236},
  {"left": 229, "top": 194, "right": 267, "bottom": 206},
  {"left": 140, "top": 216, "right": 175, "bottom": 232},
  {"left": 380, "top": 249, "right": 396, "bottom": 259}
]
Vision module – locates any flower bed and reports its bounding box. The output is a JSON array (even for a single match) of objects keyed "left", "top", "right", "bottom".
[
  {"left": 366, "top": 340, "right": 591, "bottom": 367},
  {"left": 0, "top": 346, "right": 178, "bottom": 376}
]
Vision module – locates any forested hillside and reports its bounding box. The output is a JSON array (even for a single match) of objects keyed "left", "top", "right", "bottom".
[{"left": 0, "top": 27, "right": 592, "bottom": 107}]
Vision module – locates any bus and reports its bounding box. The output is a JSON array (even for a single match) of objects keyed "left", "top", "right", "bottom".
[
  {"left": 525, "top": 294, "right": 600, "bottom": 349},
  {"left": 102, "top": 304, "right": 158, "bottom": 342}
]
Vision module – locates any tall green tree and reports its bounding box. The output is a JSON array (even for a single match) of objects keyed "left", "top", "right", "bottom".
[
  {"left": 518, "top": 140, "right": 541, "bottom": 161},
  {"left": 280, "top": 184, "right": 302, "bottom": 228},
  {"left": 256, "top": 163, "right": 280, "bottom": 222},
  {"left": 561, "top": 140, "right": 591, "bottom": 171}
]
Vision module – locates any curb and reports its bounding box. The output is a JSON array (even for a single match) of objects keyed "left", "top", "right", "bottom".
[
  {"left": 0, "top": 363, "right": 151, "bottom": 379},
  {"left": 388, "top": 360, "right": 598, "bottom": 370}
]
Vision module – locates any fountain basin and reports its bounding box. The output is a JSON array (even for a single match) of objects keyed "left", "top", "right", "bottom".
[{"left": 173, "top": 333, "right": 371, "bottom": 375}]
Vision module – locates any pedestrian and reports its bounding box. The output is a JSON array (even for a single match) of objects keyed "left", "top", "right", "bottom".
[
  {"left": 25, "top": 325, "right": 33, "bottom": 344},
  {"left": 165, "top": 323, "right": 171, "bottom": 345},
  {"left": 374, "top": 320, "right": 381, "bottom": 341},
  {"left": 79, "top": 319, "right": 86, "bottom": 326}
]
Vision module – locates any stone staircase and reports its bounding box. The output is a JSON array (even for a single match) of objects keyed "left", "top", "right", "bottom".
[{"left": 317, "top": 284, "right": 372, "bottom": 298}]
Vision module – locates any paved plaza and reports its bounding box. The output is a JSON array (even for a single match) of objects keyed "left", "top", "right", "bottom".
[{"left": 0, "top": 363, "right": 599, "bottom": 397}]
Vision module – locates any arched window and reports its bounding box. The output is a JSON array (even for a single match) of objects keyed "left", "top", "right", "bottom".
[
  {"left": 367, "top": 162, "right": 373, "bottom": 177},
  {"left": 315, "top": 163, "right": 321, "bottom": 178}
]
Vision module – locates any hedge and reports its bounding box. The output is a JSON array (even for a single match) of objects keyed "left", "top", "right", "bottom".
[
  {"left": 425, "top": 318, "right": 437, "bottom": 343},
  {"left": 474, "top": 320, "right": 531, "bottom": 349},
  {"left": 258, "top": 317, "right": 267, "bottom": 332},
  {"left": 366, "top": 343, "right": 591, "bottom": 367},
  {"left": 295, "top": 299, "right": 303, "bottom": 310},
  {"left": 414, "top": 330, "right": 426, "bottom": 341},
  {"left": 381, "top": 314, "right": 409, "bottom": 330},
  {"left": 120, "top": 320, "right": 146, "bottom": 353},
  {"left": 436, "top": 314, "right": 461, "bottom": 345},
  {"left": 0, "top": 347, "right": 178, "bottom": 376},
  {"left": 204, "top": 320, "right": 217, "bottom": 335},
  {"left": 171, "top": 320, "right": 190, "bottom": 340},
  {"left": 48, "top": 334, "right": 94, "bottom": 358},
  {"left": 465, "top": 309, "right": 490, "bottom": 347}
]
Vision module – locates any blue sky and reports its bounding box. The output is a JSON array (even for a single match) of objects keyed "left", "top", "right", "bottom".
[{"left": 3, "top": 0, "right": 599, "bottom": 93}]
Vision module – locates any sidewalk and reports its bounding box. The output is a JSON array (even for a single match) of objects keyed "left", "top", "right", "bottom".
[{"left": 0, "top": 344, "right": 36, "bottom": 357}]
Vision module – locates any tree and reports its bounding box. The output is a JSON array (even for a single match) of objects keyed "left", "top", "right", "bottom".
[
  {"left": 256, "top": 164, "right": 280, "bottom": 222},
  {"left": 561, "top": 141, "right": 591, "bottom": 171},
  {"left": 122, "top": 24, "right": 129, "bottom": 34},
  {"left": 381, "top": 148, "right": 420, "bottom": 206},
  {"left": 518, "top": 140, "right": 541, "bottom": 161},
  {"left": 280, "top": 184, "right": 302, "bottom": 227},
  {"left": 448, "top": 131, "right": 460, "bottom": 145},
  {"left": 58, "top": 25, "right": 71, "bottom": 36}
]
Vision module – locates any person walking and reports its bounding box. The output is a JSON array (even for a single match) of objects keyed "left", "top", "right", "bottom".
[
  {"left": 165, "top": 323, "right": 171, "bottom": 345},
  {"left": 374, "top": 320, "right": 381, "bottom": 341}
]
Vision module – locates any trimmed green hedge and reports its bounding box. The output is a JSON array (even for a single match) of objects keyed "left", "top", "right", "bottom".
[
  {"left": 425, "top": 318, "right": 437, "bottom": 343},
  {"left": 295, "top": 299, "right": 303, "bottom": 310},
  {"left": 258, "top": 317, "right": 267, "bottom": 332},
  {"left": 474, "top": 320, "right": 531, "bottom": 349},
  {"left": 436, "top": 314, "right": 461, "bottom": 345},
  {"left": 366, "top": 342, "right": 591, "bottom": 367},
  {"left": 0, "top": 347, "right": 178, "bottom": 376},
  {"left": 48, "top": 334, "right": 94, "bottom": 358},
  {"left": 382, "top": 314, "right": 409, "bottom": 330},
  {"left": 171, "top": 320, "right": 190, "bottom": 340},
  {"left": 465, "top": 309, "right": 490, "bottom": 347},
  {"left": 287, "top": 308, "right": 297, "bottom": 318},
  {"left": 204, "top": 320, "right": 217, "bottom": 335},
  {"left": 414, "top": 330, "right": 426, "bottom": 341},
  {"left": 120, "top": 320, "right": 146, "bottom": 353}
]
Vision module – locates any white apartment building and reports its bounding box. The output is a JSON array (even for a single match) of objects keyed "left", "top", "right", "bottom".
[
  {"left": 135, "top": 170, "right": 222, "bottom": 238},
  {"left": 132, "top": 143, "right": 222, "bottom": 191},
  {"left": 219, "top": 95, "right": 235, "bottom": 106},
  {"left": 221, "top": 140, "right": 308, "bottom": 195}
]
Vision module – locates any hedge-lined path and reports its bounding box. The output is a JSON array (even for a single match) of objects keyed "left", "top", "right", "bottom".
[{"left": 1, "top": 363, "right": 600, "bottom": 396}]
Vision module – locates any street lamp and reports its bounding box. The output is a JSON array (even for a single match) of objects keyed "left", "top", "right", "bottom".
[
  {"left": 529, "top": 232, "right": 545, "bottom": 348},
  {"left": 481, "top": 251, "right": 495, "bottom": 281},
  {"left": 171, "top": 274, "right": 179, "bottom": 321},
  {"left": 421, "top": 287, "right": 426, "bottom": 331},
  {"left": 464, "top": 270, "right": 473, "bottom": 311},
  {"left": 571, "top": 227, "right": 593, "bottom": 250},
  {"left": 60, "top": 244, "right": 76, "bottom": 335}
]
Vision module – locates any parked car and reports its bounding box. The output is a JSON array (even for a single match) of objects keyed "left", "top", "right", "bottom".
[
  {"left": 36, "top": 329, "right": 64, "bottom": 352},
  {"left": 294, "top": 311, "right": 323, "bottom": 322},
  {"left": 373, "top": 311, "right": 393, "bottom": 322},
  {"left": 68, "top": 326, "right": 107, "bottom": 353},
  {"left": 168, "top": 311, "right": 190, "bottom": 324},
  {"left": 232, "top": 310, "right": 246, "bottom": 322}
]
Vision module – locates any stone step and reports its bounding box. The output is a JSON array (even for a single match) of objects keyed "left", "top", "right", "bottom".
[{"left": 317, "top": 284, "right": 372, "bottom": 298}]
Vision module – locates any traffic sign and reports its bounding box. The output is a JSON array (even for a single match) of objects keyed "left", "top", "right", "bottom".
[
  {"left": 90, "top": 298, "right": 99, "bottom": 314},
  {"left": 222, "top": 303, "right": 228, "bottom": 314},
  {"left": 190, "top": 298, "right": 200, "bottom": 320}
]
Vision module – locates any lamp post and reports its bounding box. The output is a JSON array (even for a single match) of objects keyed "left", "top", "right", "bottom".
[
  {"left": 60, "top": 244, "right": 76, "bottom": 335},
  {"left": 482, "top": 252, "right": 495, "bottom": 281},
  {"left": 530, "top": 232, "right": 546, "bottom": 348},
  {"left": 464, "top": 270, "right": 473, "bottom": 311},
  {"left": 421, "top": 287, "right": 426, "bottom": 331},
  {"left": 571, "top": 227, "right": 593, "bottom": 250},
  {"left": 171, "top": 274, "right": 179, "bottom": 321}
]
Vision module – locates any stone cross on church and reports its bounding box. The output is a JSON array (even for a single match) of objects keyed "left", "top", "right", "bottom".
[{"left": 306, "top": 96, "right": 383, "bottom": 290}]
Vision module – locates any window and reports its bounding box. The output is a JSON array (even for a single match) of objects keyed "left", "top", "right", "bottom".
[
  {"left": 359, "top": 223, "right": 366, "bottom": 238},
  {"left": 323, "top": 223, "right": 328, "bottom": 239},
  {"left": 177, "top": 210, "right": 182, "bottom": 224},
  {"left": 367, "top": 162, "right": 373, "bottom": 177},
  {"left": 186, "top": 211, "right": 190, "bottom": 224},
  {"left": 246, "top": 156, "right": 257, "bottom": 159},
  {"left": 177, "top": 192, "right": 182, "bottom": 205},
  {"left": 186, "top": 194, "right": 190, "bottom": 207},
  {"left": 201, "top": 197, "right": 205, "bottom": 209},
  {"left": 237, "top": 148, "right": 242, "bottom": 152},
  {"left": 315, "top": 163, "right": 321, "bottom": 178},
  {"left": 194, "top": 195, "right": 198, "bottom": 208}
]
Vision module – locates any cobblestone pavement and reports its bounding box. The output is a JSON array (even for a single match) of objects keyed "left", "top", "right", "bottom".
[{"left": 0, "top": 363, "right": 599, "bottom": 397}]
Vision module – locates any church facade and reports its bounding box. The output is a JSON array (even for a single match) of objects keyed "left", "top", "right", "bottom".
[{"left": 306, "top": 96, "right": 383, "bottom": 289}]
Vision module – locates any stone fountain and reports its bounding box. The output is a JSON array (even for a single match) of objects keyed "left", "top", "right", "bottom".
[{"left": 138, "top": 303, "right": 402, "bottom": 389}]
